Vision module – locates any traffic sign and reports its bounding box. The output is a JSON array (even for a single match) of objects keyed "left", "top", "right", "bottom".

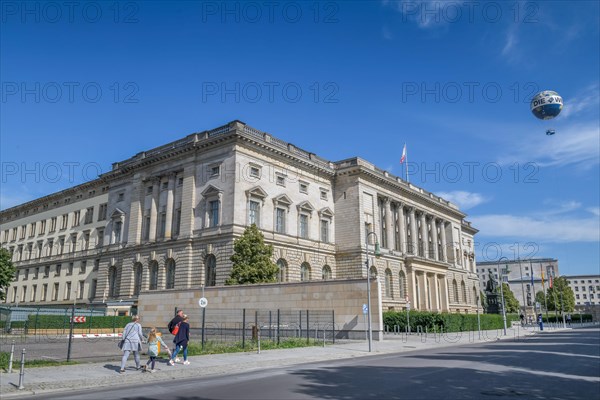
[
  {"left": 362, "top": 304, "right": 368, "bottom": 314},
  {"left": 70, "top": 316, "right": 86, "bottom": 323},
  {"left": 199, "top": 297, "right": 208, "bottom": 308}
]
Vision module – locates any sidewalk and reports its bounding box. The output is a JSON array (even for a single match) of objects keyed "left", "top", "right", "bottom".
[{"left": 0, "top": 325, "right": 558, "bottom": 398}]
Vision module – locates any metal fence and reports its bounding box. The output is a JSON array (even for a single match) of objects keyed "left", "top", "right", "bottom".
[{"left": 198, "top": 308, "right": 337, "bottom": 348}]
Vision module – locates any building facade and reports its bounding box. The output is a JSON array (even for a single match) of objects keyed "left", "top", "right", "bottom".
[
  {"left": 1, "top": 121, "right": 479, "bottom": 313},
  {"left": 566, "top": 275, "right": 600, "bottom": 307}
]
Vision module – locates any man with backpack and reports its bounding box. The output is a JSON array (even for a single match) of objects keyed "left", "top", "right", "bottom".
[{"left": 168, "top": 309, "right": 184, "bottom": 362}]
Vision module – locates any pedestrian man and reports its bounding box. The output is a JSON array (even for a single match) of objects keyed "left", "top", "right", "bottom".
[{"left": 168, "top": 309, "right": 184, "bottom": 361}]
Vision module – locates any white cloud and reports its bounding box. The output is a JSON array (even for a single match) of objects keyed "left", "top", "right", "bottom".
[
  {"left": 470, "top": 213, "right": 600, "bottom": 243},
  {"left": 587, "top": 207, "right": 600, "bottom": 217},
  {"left": 500, "top": 122, "right": 600, "bottom": 170},
  {"left": 436, "top": 190, "right": 490, "bottom": 210},
  {"left": 560, "top": 83, "right": 600, "bottom": 119}
]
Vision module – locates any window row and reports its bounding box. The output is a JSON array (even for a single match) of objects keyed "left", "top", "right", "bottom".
[
  {"left": 5, "top": 279, "right": 96, "bottom": 304},
  {"left": 1, "top": 203, "right": 108, "bottom": 245}
]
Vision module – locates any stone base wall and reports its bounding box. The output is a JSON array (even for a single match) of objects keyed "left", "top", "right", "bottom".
[{"left": 138, "top": 278, "right": 383, "bottom": 340}]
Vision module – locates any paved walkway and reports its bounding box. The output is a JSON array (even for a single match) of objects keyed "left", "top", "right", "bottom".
[{"left": 0, "top": 325, "right": 561, "bottom": 398}]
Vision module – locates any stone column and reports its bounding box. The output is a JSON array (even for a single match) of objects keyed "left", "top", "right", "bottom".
[
  {"left": 431, "top": 218, "right": 439, "bottom": 261},
  {"left": 384, "top": 198, "right": 393, "bottom": 250},
  {"left": 410, "top": 267, "right": 417, "bottom": 309},
  {"left": 179, "top": 164, "right": 196, "bottom": 238},
  {"left": 409, "top": 208, "right": 417, "bottom": 255},
  {"left": 164, "top": 173, "right": 176, "bottom": 239},
  {"left": 419, "top": 212, "right": 428, "bottom": 258},
  {"left": 398, "top": 204, "right": 406, "bottom": 253},
  {"left": 418, "top": 272, "right": 427, "bottom": 310},
  {"left": 432, "top": 273, "right": 440, "bottom": 311},
  {"left": 127, "top": 174, "right": 145, "bottom": 246},
  {"left": 439, "top": 220, "right": 447, "bottom": 262},
  {"left": 441, "top": 276, "right": 450, "bottom": 311},
  {"left": 148, "top": 178, "right": 160, "bottom": 242}
]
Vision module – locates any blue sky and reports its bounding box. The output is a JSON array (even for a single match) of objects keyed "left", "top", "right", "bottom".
[{"left": 1, "top": 1, "right": 599, "bottom": 275}]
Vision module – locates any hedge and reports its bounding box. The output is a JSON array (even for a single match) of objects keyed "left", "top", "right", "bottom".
[
  {"left": 25, "top": 314, "right": 131, "bottom": 331},
  {"left": 383, "top": 311, "right": 520, "bottom": 333}
]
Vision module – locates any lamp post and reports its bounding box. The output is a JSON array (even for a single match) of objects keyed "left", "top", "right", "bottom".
[
  {"left": 365, "top": 231, "right": 380, "bottom": 353},
  {"left": 476, "top": 294, "right": 481, "bottom": 340},
  {"left": 498, "top": 256, "right": 510, "bottom": 335}
]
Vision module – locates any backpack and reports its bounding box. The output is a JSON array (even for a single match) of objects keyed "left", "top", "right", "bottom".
[{"left": 171, "top": 322, "right": 181, "bottom": 335}]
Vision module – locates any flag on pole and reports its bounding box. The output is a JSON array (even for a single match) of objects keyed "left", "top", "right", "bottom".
[
  {"left": 540, "top": 266, "right": 545, "bottom": 289},
  {"left": 549, "top": 275, "right": 553, "bottom": 289},
  {"left": 400, "top": 143, "right": 407, "bottom": 164}
]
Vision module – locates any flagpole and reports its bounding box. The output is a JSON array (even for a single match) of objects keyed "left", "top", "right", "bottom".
[
  {"left": 530, "top": 259, "right": 536, "bottom": 320},
  {"left": 541, "top": 264, "right": 548, "bottom": 322},
  {"left": 405, "top": 145, "right": 409, "bottom": 183}
]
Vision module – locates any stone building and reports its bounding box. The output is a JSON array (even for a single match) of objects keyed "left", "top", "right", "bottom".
[{"left": 1, "top": 120, "right": 479, "bottom": 314}]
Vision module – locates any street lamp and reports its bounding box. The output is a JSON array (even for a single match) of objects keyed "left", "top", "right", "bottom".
[
  {"left": 365, "top": 231, "right": 380, "bottom": 353},
  {"left": 498, "top": 256, "right": 510, "bottom": 335}
]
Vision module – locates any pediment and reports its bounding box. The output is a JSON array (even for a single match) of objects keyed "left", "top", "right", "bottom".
[
  {"left": 201, "top": 184, "right": 222, "bottom": 197},
  {"left": 273, "top": 194, "right": 292, "bottom": 206},
  {"left": 318, "top": 207, "right": 334, "bottom": 217},
  {"left": 110, "top": 208, "right": 125, "bottom": 219},
  {"left": 246, "top": 186, "right": 268, "bottom": 199},
  {"left": 297, "top": 201, "right": 315, "bottom": 212}
]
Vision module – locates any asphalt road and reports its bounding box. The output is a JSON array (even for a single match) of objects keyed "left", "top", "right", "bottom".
[{"left": 31, "top": 328, "right": 600, "bottom": 400}]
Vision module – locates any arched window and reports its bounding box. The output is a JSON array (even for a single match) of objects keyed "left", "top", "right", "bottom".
[
  {"left": 149, "top": 261, "right": 159, "bottom": 290},
  {"left": 133, "top": 262, "right": 143, "bottom": 295},
  {"left": 165, "top": 259, "right": 176, "bottom": 289},
  {"left": 300, "top": 262, "right": 311, "bottom": 282},
  {"left": 452, "top": 279, "right": 459, "bottom": 303},
  {"left": 276, "top": 259, "right": 287, "bottom": 283},
  {"left": 322, "top": 265, "right": 332, "bottom": 280},
  {"left": 385, "top": 269, "right": 393, "bottom": 298},
  {"left": 461, "top": 281, "right": 467, "bottom": 304},
  {"left": 205, "top": 255, "right": 216, "bottom": 287},
  {"left": 369, "top": 266, "right": 378, "bottom": 279},
  {"left": 399, "top": 271, "right": 406, "bottom": 299},
  {"left": 108, "top": 265, "right": 118, "bottom": 297}
]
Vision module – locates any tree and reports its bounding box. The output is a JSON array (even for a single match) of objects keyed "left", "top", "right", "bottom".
[
  {"left": 226, "top": 225, "right": 279, "bottom": 285},
  {"left": 0, "top": 248, "right": 16, "bottom": 301},
  {"left": 535, "top": 291, "right": 546, "bottom": 309},
  {"left": 501, "top": 283, "right": 520, "bottom": 313},
  {"left": 546, "top": 277, "right": 575, "bottom": 312}
]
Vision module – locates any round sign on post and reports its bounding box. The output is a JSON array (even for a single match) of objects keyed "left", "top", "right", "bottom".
[{"left": 198, "top": 297, "right": 208, "bottom": 308}]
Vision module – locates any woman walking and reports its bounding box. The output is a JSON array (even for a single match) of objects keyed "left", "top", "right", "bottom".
[
  {"left": 119, "top": 315, "right": 144, "bottom": 374},
  {"left": 169, "top": 315, "right": 190, "bottom": 365}
]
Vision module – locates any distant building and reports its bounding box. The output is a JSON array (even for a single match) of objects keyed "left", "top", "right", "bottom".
[
  {"left": 565, "top": 275, "right": 600, "bottom": 307},
  {"left": 1, "top": 120, "right": 479, "bottom": 314},
  {"left": 477, "top": 259, "right": 559, "bottom": 311}
]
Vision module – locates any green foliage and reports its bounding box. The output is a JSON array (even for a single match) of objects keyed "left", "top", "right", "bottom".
[
  {"left": 226, "top": 224, "right": 279, "bottom": 285},
  {"left": 0, "top": 352, "right": 78, "bottom": 371},
  {"left": 0, "top": 248, "right": 16, "bottom": 301},
  {"left": 383, "top": 310, "right": 520, "bottom": 333},
  {"left": 545, "top": 277, "right": 576, "bottom": 312},
  {"left": 535, "top": 291, "right": 546, "bottom": 307},
  {"left": 26, "top": 314, "right": 131, "bottom": 331},
  {"left": 501, "top": 283, "right": 520, "bottom": 313}
]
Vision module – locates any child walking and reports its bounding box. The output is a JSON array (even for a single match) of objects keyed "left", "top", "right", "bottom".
[
  {"left": 169, "top": 315, "right": 190, "bottom": 366},
  {"left": 144, "top": 328, "right": 171, "bottom": 372}
]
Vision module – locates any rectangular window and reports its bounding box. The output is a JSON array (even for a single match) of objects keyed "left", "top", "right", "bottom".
[
  {"left": 161, "top": 182, "right": 168, "bottom": 190},
  {"left": 299, "top": 182, "right": 308, "bottom": 194},
  {"left": 41, "top": 284, "right": 48, "bottom": 301},
  {"left": 89, "top": 279, "right": 97, "bottom": 300},
  {"left": 44, "top": 265, "right": 50, "bottom": 278},
  {"left": 209, "top": 200, "right": 220, "bottom": 227},
  {"left": 178, "top": 177, "right": 184, "bottom": 186},
  {"left": 80, "top": 261, "right": 87, "bottom": 274},
  {"left": 114, "top": 221, "right": 122, "bottom": 243},
  {"left": 98, "top": 203, "right": 108, "bottom": 221},
  {"left": 248, "top": 200, "right": 260, "bottom": 227},
  {"left": 146, "top": 186, "right": 153, "bottom": 195},
  {"left": 320, "top": 219, "right": 329, "bottom": 243},
  {"left": 299, "top": 214, "right": 309, "bottom": 238},
  {"left": 39, "top": 220, "right": 46, "bottom": 235},
  {"left": 249, "top": 166, "right": 260, "bottom": 178},
  {"left": 72, "top": 210, "right": 81, "bottom": 227},
  {"left": 84, "top": 207, "right": 94, "bottom": 224},
  {"left": 11, "top": 227, "right": 18, "bottom": 241},
  {"left": 21, "top": 286, "right": 27, "bottom": 302},
  {"left": 143, "top": 215, "right": 151, "bottom": 240},
  {"left": 173, "top": 205, "right": 181, "bottom": 236},
  {"left": 275, "top": 208, "right": 286, "bottom": 233},
  {"left": 65, "top": 282, "right": 71, "bottom": 300},
  {"left": 52, "top": 283, "right": 59, "bottom": 301},
  {"left": 320, "top": 189, "right": 328, "bottom": 200},
  {"left": 210, "top": 165, "right": 220, "bottom": 177},
  {"left": 158, "top": 211, "right": 166, "bottom": 238},
  {"left": 61, "top": 214, "right": 68, "bottom": 230},
  {"left": 78, "top": 281, "right": 85, "bottom": 300},
  {"left": 276, "top": 175, "right": 285, "bottom": 187},
  {"left": 29, "top": 223, "right": 36, "bottom": 237},
  {"left": 31, "top": 285, "right": 37, "bottom": 302},
  {"left": 83, "top": 232, "right": 90, "bottom": 250},
  {"left": 24, "top": 269, "right": 29, "bottom": 280},
  {"left": 20, "top": 225, "right": 26, "bottom": 239},
  {"left": 117, "top": 192, "right": 125, "bottom": 201},
  {"left": 58, "top": 237, "right": 65, "bottom": 254},
  {"left": 55, "top": 264, "right": 62, "bottom": 277},
  {"left": 34, "top": 267, "right": 39, "bottom": 279},
  {"left": 97, "top": 228, "right": 104, "bottom": 247},
  {"left": 67, "top": 263, "right": 74, "bottom": 276},
  {"left": 49, "top": 217, "right": 57, "bottom": 232}
]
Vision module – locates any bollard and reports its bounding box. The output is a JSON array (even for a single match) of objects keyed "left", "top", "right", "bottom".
[
  {"left": 323, "top": 328, "right": 326, "bottom": 347},
  {"left": 8, "top": 340, "right": 15, "bottom": 373},
  {"left": 257, "top": 326, "right": 261, "bottom": 354},
  {"left": 18, "top": 349, "right": 26, "bottom": 390}
]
